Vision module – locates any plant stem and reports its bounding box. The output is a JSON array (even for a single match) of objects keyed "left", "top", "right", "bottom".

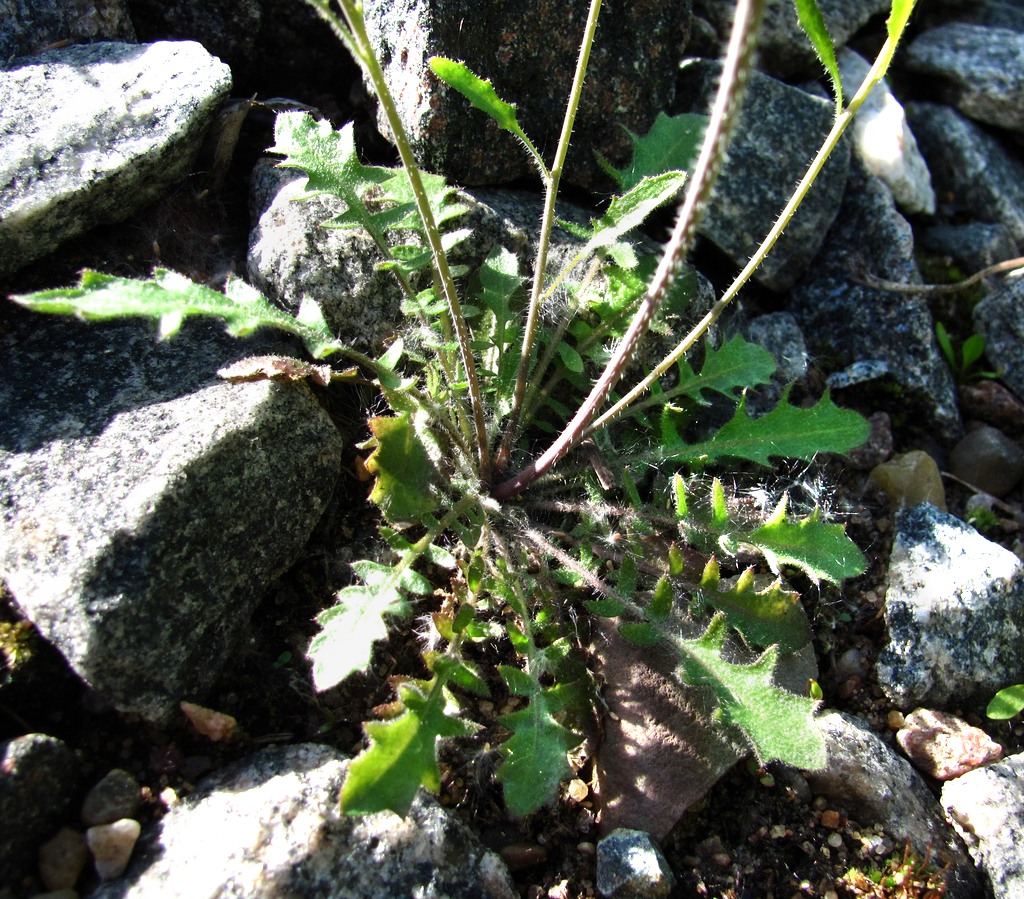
[
  {"left": 493, "top": 0, "right": 765, "bottom": 501},
  {"left": 499, "top": 0, "right": 603, "bottom": 465},
  {"left": 331, "top": 0, "right": 491, "bottom": 481},
  {"left": 587, "top": 5, "right": 917, "bottom": 436}
]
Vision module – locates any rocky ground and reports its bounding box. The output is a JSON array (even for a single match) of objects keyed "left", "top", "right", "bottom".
[{"left": 3, "top": 1, "right": 1024, "bottom": 897}]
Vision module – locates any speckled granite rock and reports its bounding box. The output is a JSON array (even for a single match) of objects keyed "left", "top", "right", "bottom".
[
  {"left": 0, "top": 312, "right": 344, "bottom": 723},
  {"left": 359, "top": 0, "right": 692, "bottom": 187},
  {"left": 876, "top": 503, "right": 1024, "bottom": 709},
  {"left": 88, "top": 744, "right": 518, "bottom": 898},
  {"left": 0, "top": 40, "right": 231, "bottom": 277}
]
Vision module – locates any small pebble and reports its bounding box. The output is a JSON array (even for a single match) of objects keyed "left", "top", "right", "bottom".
[
  {"left": 81, "top": 769, "right": 141, "bottom": 827},
  {"left": 827, "top": 833, "right": 844, "bottom": 849},
  {"left": 819, "top": 809, "right": 843, "bottom": 829},
  {"left": 567, "top": 778, "right": 589, "bottom": 802},
  {"left": 180, "top": 701, "right": 238, "bottom": 742},
  {"left": 87, "top": 818, "right": 141, "bottom": 880},
  {"left": 949, "top": 424, "right": 1024, "bottom": 497},
  {"left": 887, "top": 710, "right": 906, "bottom": 730},
  {"left": 499, "top": 841, "right": 548, "bottom": 870},
  {"left": 896, "top": 708, "right": 1002, "bottom": 779},
  {"left": 38, "top": 826, "right": 88, "bottom": 890},
  {"left": 869, "top": 450, "right": 946, "bottom": 510}
]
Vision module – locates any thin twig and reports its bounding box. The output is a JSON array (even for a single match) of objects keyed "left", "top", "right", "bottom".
[{"left": 860, "top": 256, "right": 1024, "bottom": 295}]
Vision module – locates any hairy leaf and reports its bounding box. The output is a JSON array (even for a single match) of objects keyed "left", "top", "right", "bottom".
[
  {"left": 272, "top": 112, "right": 467, "bottom": 249},
  {"left": 697, "top": 558, "right": 811, "bottom": 652},
  {"left": 662, "top": 390, "right": 869, "bottom": 467},
  {"left": 794, "top": 0, "right": 842, "bottom": 114},
  {"left": 429, "top": 57, "right": 543, "bottom": 171},
  {"left": 309, "top": 560, "right": 433, "bottom": 691},
  {"left": 603, "top": 111, "right": 707, "bottom": 192},
  {"left": 734, "top": 497, "right": 866, "bottom": 584},
  {"left": 497, "top": 689, "right": 579, "bottom": 816},
  {"left": 341, "top": 679, "right": 478, "bottom": 815},
  {"left": 573, "top": 172, "right": 687, "bottom": 260},
  {"left": 671, "top": 335, "right": 777, "bottom": 406},
  {"left": 678, "top": 616, "right": 825, "bottom": 769},
  {"left": 10, "top": 269, "right": 344, "bottom": 360},
  {"left": 362, "top": 413, "right": 438, "bottom": 523}
]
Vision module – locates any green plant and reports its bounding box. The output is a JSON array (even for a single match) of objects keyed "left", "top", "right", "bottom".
[
  {"left": 987, "top": 683, "right": 1024, "bottom": 721},
  {"left": 935, "top": 321, "right": 1000, "bottom": 384},
  {"left": 9, "top": 0, "right": 918, "bottom": 818}
]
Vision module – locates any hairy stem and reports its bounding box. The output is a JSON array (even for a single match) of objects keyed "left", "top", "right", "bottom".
[
  {"left": 499, "top": 0, "right": 604, "bottom": 464},
  {"left": 587, "top": 4, "right": 918, "bottom": 435},
  {"left": 328, "top": 0, "right": 491, "bottom": 480},
  {"left": 493, "top": 0, "right": 765, "bottom": 501}
]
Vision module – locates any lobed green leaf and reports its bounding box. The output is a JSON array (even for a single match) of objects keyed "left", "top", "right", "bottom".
[
  {"left": 341, "top": 679, "right": 478, "bottom": 815},
  {"left": 10, "top": 269, "right": 344, "bottom": 360},
  {"left": 733, "top": 496, "right": 866, "bottom": 585},
  {"left": 678, "top": 617, "right": 826, "bottom": 769}
]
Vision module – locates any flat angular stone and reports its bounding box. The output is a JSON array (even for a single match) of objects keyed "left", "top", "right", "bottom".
[
  {"left": 789, "top": 162, "right": 961, "bottom": 443},
  {"left": 0, "top": 40, "right": 231, "bottom": 277},
  {"left": 907, "top": 102, "right": 1024, "bottom": 244},
  {"left": 0, "top": 312, "right": 344, "bottom": 723}
]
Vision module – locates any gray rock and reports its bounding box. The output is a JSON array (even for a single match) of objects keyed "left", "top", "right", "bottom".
[
  {"left": 974, "top": 274, "right": 1024, "bottom": 402},
  {"left": 788, "top": 162, "right": 962, "bottom": 443},
  {"left": 694, "top": 0, "right": 890, "bottom": 78},
  {"left": 0, "top": 0, "right": 135, "bottom": 62},
  {"left": 81, "top": 769, "right": 142, "bottom": 827},
  {"left": 674, "top": 59, "right": 850, "bottom": 292},
  {"left": 804, "top": 712, "right": 981, "bottom": 897},
  {"left": 248, "top": 162, "right": 406, "bottom": 353},
  {"left": 0, "top": 40, "right": 231, "bottom": 278},
  {"left": 0, "top": 313, "right": 345, "bottom": 723},
  {"left": 248, "top": 161, "right": 714, "bottom": 358},
  {"left": 876, "top": 503, "right": 1024, "bottom": 709},
  {"left": 949, "top": 424, "right": 1024, "bottom": 497},
  {"left": 360, "top": 0, "right": 692, "bottom": 187},
  {"left": 919, "top": 222, "right": 1021, "bottom": 279},
  {"left": 88, "top": 743, "right": 518, "bottom": 898},
  {"left": 961, "top": 0, "right": 1024, "bottom": 32},
  {"left": 0, "top": 734, "right": 81, "bottom": 886},
  {"left": 943, "top": 752, "right": 1024, "bottom": 899},
  {"left": 740, "top": 312, "right": 808, "bottom": 412},
  {"left": 905, "top": 24, "right": 1024, "bottom": 135},
  {"left": 907, "top": 102, "right": 1024, "bottom": 245},
  {"left": 836, "top": 48, "right": 935, "bottom": 215},
  {"left": 596, "top": 828, "right": 676, "bottom": 899}
]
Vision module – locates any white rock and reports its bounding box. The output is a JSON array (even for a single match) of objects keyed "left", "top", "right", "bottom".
[
  {"left": 836, "top": 49, "right": 935, "bottom": 215},
  {"left": 943, "top": 753, "right": 1024, "bottom": 897},
  {"left": 87, "top": 744, "right": 517, "bottom": 898},
  {"left": 875, "top": 503, "right": 1024, "bottom": 709},
  {"left": 0, "top": 40, "right": 231, "bottom": 277},
  {"left": 87, "top": 818, "right": 141, "bottom": 880}
]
